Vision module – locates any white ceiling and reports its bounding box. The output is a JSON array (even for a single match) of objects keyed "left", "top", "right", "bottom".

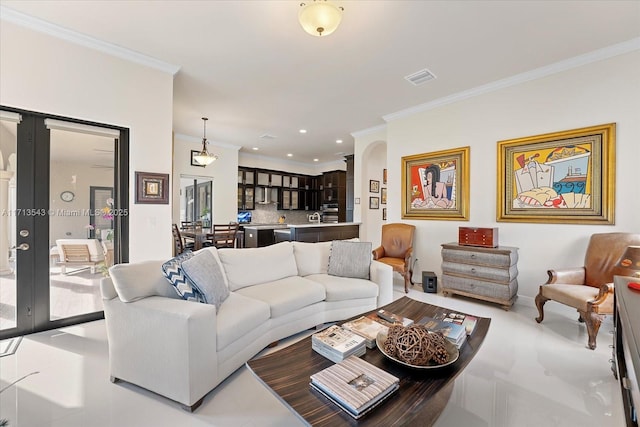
[{"left": 2, "top": 1, "right": 639, "bottom": 165}]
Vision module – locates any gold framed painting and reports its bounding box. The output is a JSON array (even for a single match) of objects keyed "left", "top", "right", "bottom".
[
  {"left": 496, "top": 123, "right": 615, "bottom": 224},
  {"left": 401, "top": 146, "right": 470, "bottom": 221}
]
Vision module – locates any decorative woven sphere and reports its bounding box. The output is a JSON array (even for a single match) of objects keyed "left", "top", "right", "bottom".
[{"left": 385, "top": 325, "right": 449, "bottom": 366}]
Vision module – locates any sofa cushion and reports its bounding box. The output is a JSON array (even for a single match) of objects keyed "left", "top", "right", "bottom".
[
  {"left": 216, "top": 293, "right": 271, "bottom": 352},
  {"left": 160, "top": 252, "right": 206, "bottom": 303},
  {"left": 109, "top": 260, "right": 181, "bottom": 302},
  {"left": 182, "top": 250, "right": 229, "bottom": 312},
  {"left": 218, "top": 242, "right": 298, "bottom": 291},
  {"left": 293, "top": 241, "right": 332, "bottom": 276},
  {"left": 235, "top": 276, "right": 326, "bottom": 318},
  {"left": 305, "top": 273, "right": 379, "bottom": 302},
  {"left": 328, "top": 241, "right": 372, "bottom": 280}
]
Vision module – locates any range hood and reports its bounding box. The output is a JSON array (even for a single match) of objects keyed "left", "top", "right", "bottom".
[{"left": 257, "top": 187, "right": 276, "bottom": 204}]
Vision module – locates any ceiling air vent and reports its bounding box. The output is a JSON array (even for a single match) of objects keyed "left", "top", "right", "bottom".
[
  {"left": 259, "top": 133, "right": 276, "bottom": 140},
  {"left": 404, "top": 68, "right": 436, "bottom": 86}
]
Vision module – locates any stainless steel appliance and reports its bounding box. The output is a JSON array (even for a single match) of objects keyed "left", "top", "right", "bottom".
[{"left": 321, "top": 203, "right": 339, "bottom": 223}]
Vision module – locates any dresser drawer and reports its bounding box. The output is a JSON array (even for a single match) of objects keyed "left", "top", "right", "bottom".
[
  {"left": 442, "top": 273, "right": 518, "bottom": 301},
  {"left": 459, "top": 227, "right": 498, "bottom": 248},
  {"left": 441, "top": 247, "right": 518, "bottom": 268},
  {"left": 441, "top": 261, "right": 518, "bottom": 284}
]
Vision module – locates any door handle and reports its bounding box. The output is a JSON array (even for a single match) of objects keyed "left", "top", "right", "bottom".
[{"left": 10, "top": 243, "right": 30, "bottom": 251}]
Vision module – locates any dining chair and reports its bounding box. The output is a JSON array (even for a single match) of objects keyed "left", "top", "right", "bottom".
[
  {"left": 180, "top": 220, "right": 203, "bottom": 230},
  {"left": 206, "top": 223, "right": 240, "bottom": 249},
  {"left": 172, "top": 224, "right": 195, "bottom": 255}
]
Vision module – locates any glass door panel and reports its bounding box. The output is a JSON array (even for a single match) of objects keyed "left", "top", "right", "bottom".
[
  {"left": 48, "top": 126, "right": 115, "bottom": 321},
  {"left": 0, "top": 112, "right": 18, "bottom": 332}
]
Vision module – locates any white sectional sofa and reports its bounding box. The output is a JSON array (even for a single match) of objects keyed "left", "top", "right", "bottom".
[{"left": 100, "top": 240, "right": 393, "bottom": 411}]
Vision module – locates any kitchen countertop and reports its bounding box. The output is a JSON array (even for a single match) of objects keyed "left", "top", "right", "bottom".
[
  {"left": 242, "top": 224, "right": 289, "bottom": 230},
  {"left": 287, "top": 222, "right": 361, "bottom": 228}
]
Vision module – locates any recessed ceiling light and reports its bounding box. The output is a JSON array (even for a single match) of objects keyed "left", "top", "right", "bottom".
[
  {"left": 287, "top": 153, "right": 293, "bottom": 157},
  {"left": 313, "top": 158, "right": 319, "bottom": 162},
  {"left": 299, "top": 129, "right": 307, "bottom": 134},
  {"left": 336, "top": 139, "right": 343, "bottom": 144},
  {"left": 252, "top": 147, "right": 259, "bottom": 150}
]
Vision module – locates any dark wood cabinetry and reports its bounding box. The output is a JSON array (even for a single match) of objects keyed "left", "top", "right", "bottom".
[
  {"left": 238, "top": 167, "right": 325, "bottom": 212},
  {"left": 321, "top": 170, "right": 346, "bottom": 222},
  {"left": 238, "top": 167, "right": 255, "bottom": 210}
]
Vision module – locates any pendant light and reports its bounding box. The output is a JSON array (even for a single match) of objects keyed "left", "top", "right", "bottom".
[{"left": 193, "top": 117, "right": 218, "bottom": 166}]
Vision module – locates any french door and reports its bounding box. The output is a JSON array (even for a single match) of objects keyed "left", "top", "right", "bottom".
[{"left": 0, "top": 107, "right": 129, "bottom": 339}]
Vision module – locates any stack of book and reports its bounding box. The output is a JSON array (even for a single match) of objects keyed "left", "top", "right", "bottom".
[
  {"left": 366, "top": 309, "right": 414, "bottom": 328},
  {"left": 312, "top": 325, "right": 366, "bottom": 363},
  {"left": 442, "top": 312, "right": 478, "bottom": 335},
  {"left": 310, "top": 355, "right": 399, "bottom": 419},
  {"left": 341, "top": 316, "right": 389, "bottom": 348},
  {"left": 417, "top": 316, "right": 467, "bottom": 349}
]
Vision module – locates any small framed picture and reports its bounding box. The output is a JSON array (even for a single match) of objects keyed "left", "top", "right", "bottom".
[
  {"left": 369, "top": 196, "right": 379, "bottom": 209},
  {"left": 354, "top": 197, "right": 360, "bottom": 205},
  {"left": 383, "top": 168, "right": 387, "bottom": 184},
  {"left": 135, "top": 171, "right": 169, "bottom": 204},
  {"left": 381, "top": 188, "right": 387, "bottom": 204},
  {"left": 383, "top": 207, "right": 387, "bottom": 220},
  {"left": 370, "top": 180, "right": 380, "bottom": 193},
  {"left": 190, "top": 150, "right": 206, "bottom": 167}
]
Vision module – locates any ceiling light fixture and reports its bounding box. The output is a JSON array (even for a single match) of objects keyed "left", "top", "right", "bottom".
[
  {"left": 193, "top": 117, "right": 218, "bottom": 166},
  {"left": 299, "top": 129, "right": 307, "bottom": 134},
  {"left": 336, "top": 139, "right": 343, "bottom": 144},
  {"left": 298, "top": 1, "right": 344, "bottom": 37},
  {"left": 287, "top": 153, "right": 293, "bottom": 157}
]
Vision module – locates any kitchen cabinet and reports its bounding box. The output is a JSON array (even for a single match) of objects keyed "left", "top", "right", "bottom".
[
  {"left": 238, "top": 168, "right": 255, "bottom": 185},
  {"left": 237, "top": 185, "right": 255, "bottom": 210}
]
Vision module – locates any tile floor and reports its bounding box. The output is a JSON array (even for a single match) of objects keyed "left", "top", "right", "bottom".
[{"left": 0, "top": 280, "right": 624, "bottom": 427}]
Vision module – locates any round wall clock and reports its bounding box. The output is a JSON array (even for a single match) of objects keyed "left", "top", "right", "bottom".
[{"left": 60, "top": 191, "right": 75, "bottom": 202}]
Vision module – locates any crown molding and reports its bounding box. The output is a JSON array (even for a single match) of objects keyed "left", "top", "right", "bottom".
[
  {"left": 383, "top": 37, "right": 640, "bottom": 122},
  {"left": 351, "top": 124, "right": 387, "bottom": 138},
  {"left": 0, "top": 6, "right": 181, "bottom": 75}
]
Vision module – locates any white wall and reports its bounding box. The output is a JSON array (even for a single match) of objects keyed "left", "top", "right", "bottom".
[
  {"left": 172, "top": 134, "right": 240, "bottom": 225},
  {"left": 356, "top": 50, "right": 640, "bottom": 299},
  {"left": 352, "top": 127, "right": 388, "bottom": 245},
  {"left": 0, "top": 21, "right": 175, "bottom": 261}
]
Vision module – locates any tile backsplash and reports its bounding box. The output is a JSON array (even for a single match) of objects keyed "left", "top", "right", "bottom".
[{"left": 247, "top": 203, "right": 316, "bottom": 225}]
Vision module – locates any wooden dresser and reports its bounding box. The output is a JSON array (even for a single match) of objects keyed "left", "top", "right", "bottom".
[
  {"left": 613, "top": 275, "right": 639, "bottom": 426},
  {"left": 441, "top": 242, "right": 519, "bottom": 310}
]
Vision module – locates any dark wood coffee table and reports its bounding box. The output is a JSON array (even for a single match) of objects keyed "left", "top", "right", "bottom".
[{"left": 246, "top": 296, "right": 491, "bottom": 426}]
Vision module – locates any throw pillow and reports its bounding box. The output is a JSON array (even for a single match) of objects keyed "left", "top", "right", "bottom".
[
  {"left": 181, "top": 250, "right": 230, "bottom": 312},
  {"left": 328, "top": 240, "right": 372, "bottom": 280},
  {"left": 161, "top": 251, "right": 205, "bottom": 302}
]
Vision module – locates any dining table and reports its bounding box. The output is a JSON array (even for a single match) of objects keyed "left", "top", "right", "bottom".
[{"left": 180, "top": 227, "right": 244, "bottom": 250}]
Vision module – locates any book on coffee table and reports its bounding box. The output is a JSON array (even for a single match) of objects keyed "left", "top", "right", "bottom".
[
  {"left": 311, "top": 325, "right": 367, "bottom": 363},
  {"left": 310, "top": 355, "right": 399, "bottom": 419},
  {"left": 366, "top": 309, "right": 414, "bottom": 328},
  {"left": 417, "top": 316, "right": 467, "bottom": 349},
  {"left": 341, "top": 316, "right": 388, "bottom": 348}
]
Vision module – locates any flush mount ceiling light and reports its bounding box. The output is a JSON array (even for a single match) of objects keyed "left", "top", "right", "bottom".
[
  {"left": 193, "top": 117, "right": 218, "bottom": 166},
  {"left": 299, "top": 1, "right": 344, "bottom": 37}
]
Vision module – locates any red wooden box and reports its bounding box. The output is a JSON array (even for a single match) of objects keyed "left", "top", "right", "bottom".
[{"left": 458, "top": 227, "right": 499, "bottom": 248}]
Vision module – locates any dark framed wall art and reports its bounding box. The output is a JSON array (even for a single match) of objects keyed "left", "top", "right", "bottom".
[{"left": 135, "top": 171, "right": 169, "bottom": 204}]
